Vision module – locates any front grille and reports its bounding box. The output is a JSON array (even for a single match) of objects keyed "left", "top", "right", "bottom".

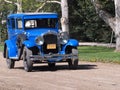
[{"left": 42, "top": 34, "right": 58, "bottom": 54}]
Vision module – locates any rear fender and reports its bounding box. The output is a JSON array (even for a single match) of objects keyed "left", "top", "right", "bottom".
[{"left": 4, "top": 40, "right": 18, "bottom": 58}]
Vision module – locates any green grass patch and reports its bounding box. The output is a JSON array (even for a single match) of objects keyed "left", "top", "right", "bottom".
[
  {"left": 0, "top": 44, "right": 120, "bottom": 63},
  {"left": 0, "top": 44, "right": 3, "bottom": 52},
  {"left": 78, "top": 46, "right": 120, "bottom": 64}
]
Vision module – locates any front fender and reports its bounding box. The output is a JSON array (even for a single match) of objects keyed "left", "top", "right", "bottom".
[
  {"left": 23, "top": 40, "right": 35, "bottom": 48},
  {"left": 66, "top": 39, "right": 79, "bottom": 47},
  {"left": 61, "top": 39, "right": 79, "bottom": 53},
  {"left": 4, "top": 40, "right": 17, "bottom": 58}
]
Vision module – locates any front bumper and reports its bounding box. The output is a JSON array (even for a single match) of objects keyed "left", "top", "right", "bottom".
[{"left": 29, "top": 54, "right": 78, "bottom": 62}]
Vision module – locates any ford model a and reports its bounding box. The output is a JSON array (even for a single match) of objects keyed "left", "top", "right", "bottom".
[{"left": 3, "top": 13, "right": 79, "bottom": 72}]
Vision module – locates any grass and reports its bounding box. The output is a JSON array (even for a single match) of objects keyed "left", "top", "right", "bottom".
[
  {"left": 78, "top": 46, "right": 120, "bottom": 64},
  {"left": 0, "top": 44, "right": 120, "bottom": 64},
  {"left": 0, "top": 44, "right": 3, "bottom": 52}
]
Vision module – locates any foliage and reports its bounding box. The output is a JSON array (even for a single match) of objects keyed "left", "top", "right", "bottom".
[
  {"left": 78, "top": 46, "right": 120, "bottom": 64},
  {"left": 22, "top": 0, "right": 42, "bottom": 12},
  {"left": 0, "top": 0, "right": 115, "bottom": 43},
  {"left": 0, "top": 0, "right": 15, "bottom": 42},
  {"left": 68, "top": 0, "right": 114, "bottom": 43},
  {"left": 0, "top": 44, "right": 3, "bottom": 52},
  {"left": 100, "top": 0, "right": 115, "bottom": 16}
]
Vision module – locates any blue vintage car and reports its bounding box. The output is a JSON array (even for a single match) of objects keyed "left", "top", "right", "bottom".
[{"left": 3, "top": 13, "right": 79, "bottom": 72}]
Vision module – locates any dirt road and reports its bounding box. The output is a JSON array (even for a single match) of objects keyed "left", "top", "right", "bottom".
[{"left": 0, "top": 52, "right": 120, "bottom": 90}]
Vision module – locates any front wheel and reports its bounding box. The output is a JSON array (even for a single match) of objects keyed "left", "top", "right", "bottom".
[
  {"left": 68, "top": 59, "right": 78, "bottom": 69},
  {"left": 68, "top": 48, "right": 78, "bottom": 69},
  {"left": 23, "top": 47, "right": 33, "bottom": 72},
  {"left": 6, "top": 49, "right": 15, "bottom": 69}
]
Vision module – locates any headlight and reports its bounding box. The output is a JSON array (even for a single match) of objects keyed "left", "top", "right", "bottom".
[
  {"left": 35, "top": 36, "right": 44, "bottom": 45},
  {"left": 60, "top": 32, "right": 68, "bottom": 44}
]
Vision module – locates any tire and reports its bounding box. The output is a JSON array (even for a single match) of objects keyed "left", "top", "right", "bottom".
[
  {"left": 68, "top": 59, "right": 78, "bottom": 69},
  {"left": 6, "top": 49, "right": 15, "bottom": 69},
  {"left": 48, "top": 63, "right": 56, "bottom": 68},
  {"left": 23, "top": 47, "right": 33, "bottom": 72},
  {"left": 68, "top": 59, "right": 73, "bottom": 69},
  {"left": 68, "top": 48, "right": 78, "bottom": 69}
]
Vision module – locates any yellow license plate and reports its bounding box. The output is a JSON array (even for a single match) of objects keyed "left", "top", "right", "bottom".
[{"left": 47, "top": 44, "right": 56, "bottom": 49}]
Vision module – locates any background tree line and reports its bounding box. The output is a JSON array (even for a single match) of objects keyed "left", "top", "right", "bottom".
[{"left": 0, "top": 0, "right": 115, "bottom": 43}]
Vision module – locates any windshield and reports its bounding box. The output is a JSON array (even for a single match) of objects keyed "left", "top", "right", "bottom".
[{"left": 25, "top": 18, "right": 57, "bottom": 29}]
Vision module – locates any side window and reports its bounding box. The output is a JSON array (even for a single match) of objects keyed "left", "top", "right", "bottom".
[
  {"left": 11, "top": 18, "right": 15, "bottom": 29},
  {"left": 17, "top": 19, "right": 22, "bottom": 29}
]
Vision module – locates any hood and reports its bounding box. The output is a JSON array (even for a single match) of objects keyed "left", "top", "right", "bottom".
[{"left": 25, "top": 29, "right": 58, "bottom": 37}]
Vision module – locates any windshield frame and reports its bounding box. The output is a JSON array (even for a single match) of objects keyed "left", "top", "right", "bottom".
[{"left": 24, "top": 18, "right": 58, "bottom": 30}]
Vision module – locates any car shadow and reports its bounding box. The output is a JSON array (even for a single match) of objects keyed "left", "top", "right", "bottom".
[
  {"left": 33, "top": 64, "right": 97, "bottom": 72},
  {"left": 14, "top": 64, "right": 97, "bottom": 72}
]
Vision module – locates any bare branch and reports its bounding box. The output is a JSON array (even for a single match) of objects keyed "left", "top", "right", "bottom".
[
  {"left": 4, "top": 0, "right": 17, "bottom": 5},
  {"left": 91, "top": 0, "right": 116, "bottom": 31},
  {"left": 35, "top": 0, "right": 61, "bottom": 12},
  {"left": 4, "top": 0, "right": 12, "bottom": 3},
  {"left": 99, "top": 10, "right": 116, "bottom": 31},
  {"left": 47, "top": 0, "right": 61, "bottom": 4},
  {"left": 35, "top": 2, "right": 46, "bottom": 12},
  {"left": 4, "top": 0, "right": 22, "bottom": 13}
]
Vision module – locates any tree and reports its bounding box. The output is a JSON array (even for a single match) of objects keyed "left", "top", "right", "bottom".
[
  {"left": 114, "top": 0, "right": 120, "bottom": 51},
  {"left": 91, "top": 0, "right": 120, "bottom": 51},
  {"left": 22, "top": 0, "right": 42, "bottom": 12},
  {"left": 36, "top": 0, "right": 112, "bottom": 43},
  {"left": 4, "top": 0, "right": 22, "bottom": 13},
  {"left": 68, "top": 0, "right": 112, "bottom": 42},
  {"left": 0, "top": 0, "right": 114, "bottom": 44},
  {"left": 0, "top": 0, "right": 15, "bottom": 42},
  {"left": 36, "top": 0, "right": 69, "bottom": 37}
]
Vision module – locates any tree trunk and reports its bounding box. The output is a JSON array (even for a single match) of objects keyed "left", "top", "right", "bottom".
[
  {"left": 4, "top": 0, "right": 22, "bottom": 13},
  {"left": 91, "top": 0, "right": 120, "bottom": 51},
  {"left": 91, "top": 0, "right": 115, "bottom": 31},
  {"left": 17, "top": 0, "right": 22, "bottom": 13},
  {"left": 36, "top": 0, "right": 69, "bottom": 37},
  {"left": 115, "top": 0, "right": 120, "bottom": 51},
  {"left": 61, "top": 0, "right": 69, "bottom": 37}
]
